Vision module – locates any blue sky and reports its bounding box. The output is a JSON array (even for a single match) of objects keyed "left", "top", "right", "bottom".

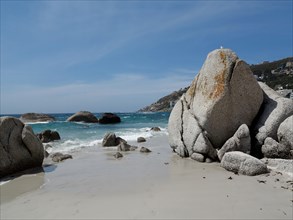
[{"left": 1, "top": 0, "right": 292, "bottom": 114}]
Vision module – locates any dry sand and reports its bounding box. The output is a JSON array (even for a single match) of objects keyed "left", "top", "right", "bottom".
[{"left": 1, "top": 134, "right": 292, "bottom": 219}]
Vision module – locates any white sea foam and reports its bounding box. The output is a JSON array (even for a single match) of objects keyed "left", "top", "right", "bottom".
[
  {"left": 47, "top": 126, "right": 167, "bottom": 153},
  {"left": 0, "top": 180, "right": 11, "bottom": 186},
  {"left": 25, "top": 121, "right": 50, "bottom": 125}
]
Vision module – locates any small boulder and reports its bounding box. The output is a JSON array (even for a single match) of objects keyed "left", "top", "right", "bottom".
[
  {"left": 277, "top": 115, "right": 293, "bottom": 150},
  {"left": 140, "top": 147, "right": 152, "bottom": 153},
  {"left": 37, "top": 130, "right": 61, "bottom": 143},
  {"left": 102, "top": 132, "right": 118, "bottom": 147},
  {"left": 137, "top": 137, "right": 146, "bottom": 143},
  {"left": 67, "top": 111, "right": 99, "bottom": 123},
  {"left": 115, "top": 137, "right": 127, "bottom": 145},
  {"left": 218, "top": 124, "right": 251, "bottom": 161},
  {"left": 117, "top": 142, "right": 137, "bottom": 151},
  {"left": 252, "top": 83, "right": 293, "bottom": 151},
  {"left": 151, "top": 127, "right": 161, "bottom": 132},
  {"left": 51, "top": 152, "right": 72, "bottom": 162},
  {"left": 261, "top": 137, "right": 291, "bottom": 159},
  {"left": 113, "top": 152, "right": 123, "bottom": 159},
  {"left": 221, "top": 151, "right": 268, "bottom": 176},
  {"left": 99, "top": 113, "right": 121, "bottom": 124},
  {"left": 193, "top": 132, "right": 218, "bottom": 161},
  {"left": 20, "top": 113, "right": 55, "bottom": 123},
  {"left": 191, "top": 152, "right": 205, "bottom": 162}
]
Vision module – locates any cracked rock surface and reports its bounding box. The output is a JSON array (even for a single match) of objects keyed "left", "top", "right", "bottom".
[
  {"left": 0, "top": 117, "right": 44, "bottom": 178},
  {"left": 168, "top": 49, "right": 263, "bottom": 159}
]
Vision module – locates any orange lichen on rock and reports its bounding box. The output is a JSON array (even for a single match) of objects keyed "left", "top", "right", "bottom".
[
  {"left": 187, "top": 76, "right": 198, "bottom": 97},
  {"left": 208, "top": 51, "right": 228, "bottom": 99},
  {"left": 209, "top": 70, "right": 226, "bottom": 99}
]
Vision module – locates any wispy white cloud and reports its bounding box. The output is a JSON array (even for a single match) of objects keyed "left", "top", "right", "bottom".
[
  {"left": 22, "top": 1, "right": 246, "bottom": 69},
  {"left": 1, "top": 72, "right": 194, "bottom": 114}
]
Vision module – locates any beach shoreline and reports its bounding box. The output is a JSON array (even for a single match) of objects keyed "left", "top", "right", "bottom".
[{"left": 1, "top": 134, "right": 292, "bottom": 219}]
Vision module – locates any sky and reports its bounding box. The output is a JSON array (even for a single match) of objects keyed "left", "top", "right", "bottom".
[{"left": 1, "top": 0, "right": 292, "bottom": 114}]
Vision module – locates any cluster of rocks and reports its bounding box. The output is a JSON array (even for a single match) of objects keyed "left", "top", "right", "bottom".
[
  {"left": 67, "top": 111, "right": 121, "bottom": 124},
  {"left": 168, "top": 48, "right": 293, "bottom": 176},
  {"left": 0, "top": 116, "right": 72, "bottom": 178},
  {"left": 19, "top": 111, "right": 121, "bottom": 124},
  {"left": 102, "top": 132, "right": 151, "bottom": 159}
]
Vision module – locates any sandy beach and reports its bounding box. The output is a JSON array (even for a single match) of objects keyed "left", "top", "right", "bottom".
[{"left": 1, "top": 134, "right": 292, "bottom": 219}]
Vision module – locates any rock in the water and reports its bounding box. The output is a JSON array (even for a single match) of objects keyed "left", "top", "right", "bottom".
[
  {"left": 277, "top": 115, "right": 293, "bottom": 150},
  {"left": 67, "top": 111, "right": 99, "bottom": 123},
  {"left": 252, "top": 83, "right": 293, "bottom": 152},
  {"left": 137, "top": 137, "right": 146, "bottom": 143},
  {"left": 102, "top": 133, "right": 127, "bottom": 147},
  {"left": 20, "top": 113, "right": 55, "bottom": 123},
  {"left": 51, "top": 152, "right": 72, "bottom": 162},
  {"left": 37, "top": 130, "right": 61, "bottom": 143},
  {"left": 261, "top": 137, "right": 291, "bottom": 159},
  {"left": 218, "top": 124, "right": 251, "bottom": 161},
  {"left": 0, "top": 117, "right": 44, "bottom": 178},
  {"left": 221, "top": 151, "right": 268, "bottom": 176},
  {"left": 102, "top": 132, "right": 118, "bottom": 147},
  {"left": 190, "top": 152, "right": 205, "bottom": 162},
  {"left": 168, "top": 48, "right": 263, "bottom": 158},
  {"left": 151, "top": 127, "right": 161, "bottom": 132},
  {"left": 140, "top": 147, "right": 151, "bottom": 153},
  {"left": 99, "top": 113, "right": 121, "bottom": 124},
  {"left": 114, "top": 152, "right": 123, "bottom": 159}
]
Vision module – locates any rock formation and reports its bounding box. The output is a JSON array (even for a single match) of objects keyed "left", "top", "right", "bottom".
[
  {"left": 20, "top": 113, "right": 55, "bottom": 123},
  {"left": 37, "top": 130, "right": 61, "bottom": 143},
  {"left": 0, "top": 117, "right": 44, "bottom": 178},
  {"left": 67, "top": 111, "right": 99, "bottom": 123},
  {"left": 99, "top": 113, "right": 121, "bottom": 124},
  {"left": 168, "top": 48, "right": 293, "bottom": 175},
  {"left": 168, "top": 48, "right": 263, "bottom": 159}
]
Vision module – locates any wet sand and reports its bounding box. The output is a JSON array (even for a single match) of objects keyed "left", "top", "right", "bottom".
[{"left": 1, "top": 135, "right": 292, "bottom": 219}]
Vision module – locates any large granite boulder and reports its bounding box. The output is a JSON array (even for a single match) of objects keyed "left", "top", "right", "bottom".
[
  {"left": 277, "top": 115, "right": 293, "bottom": 150},
  {"left": 99, "top": 113, "right": 121, "bottom": 124},
  {"left": 221, "top": 151, "right": 268, "bottom": 176},
  {"left": 261, "top": 137, "right": 291, "bottom": 159},
  {"left": 218, "top": 124, "right": 251, "bottom": 161},
  {"left": 252, "top": 83, "right": 293, "bottom": 151},
  {"left": 67, "top": 111, "right": 99, "bottom": 123},
  {"left": 0, "top": 117, "right": 44, "bottom": 178},
  {"left": 168, "top": 48, "right": 263, "bottom": 157},
  {"left": 20, "top": 113, "right": 55, "bottom": 123},
  {"left": 36, "top": 130, "right": 61, "bottom": 143}
]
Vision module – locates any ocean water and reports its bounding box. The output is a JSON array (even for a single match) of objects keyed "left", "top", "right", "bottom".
[{"left": 1, "top": 112, "right": 170, "bottom": 154}]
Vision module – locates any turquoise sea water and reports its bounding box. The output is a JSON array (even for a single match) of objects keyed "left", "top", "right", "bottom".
[{"left": 1, "top": 112, "right": 170, "bottom": 153}]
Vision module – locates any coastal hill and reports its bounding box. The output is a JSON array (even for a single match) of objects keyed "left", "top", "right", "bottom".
[{"left": 138, "top": 57, "right": 293, "bottom": 112}]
